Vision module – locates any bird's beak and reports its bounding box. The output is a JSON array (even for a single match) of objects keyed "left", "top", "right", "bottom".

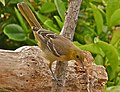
[{"left": 78, "top": 59, "right": 84, "bottom": 69}]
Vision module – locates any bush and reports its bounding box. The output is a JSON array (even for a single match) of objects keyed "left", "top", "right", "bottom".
[{"left": 0, "top": 0, "right": 120, "bottom": 91}]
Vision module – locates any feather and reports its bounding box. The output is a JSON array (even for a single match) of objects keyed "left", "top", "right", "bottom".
[{"left": 32, "top": 27, "right": 61, "bottom": 56}]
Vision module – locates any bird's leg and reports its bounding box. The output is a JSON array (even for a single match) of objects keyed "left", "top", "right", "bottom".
[{"left": 49, "top": 62, "right": 58, "bottom": 81}]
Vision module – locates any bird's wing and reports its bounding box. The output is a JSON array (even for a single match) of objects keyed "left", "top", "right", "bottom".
[
  {"left": 32, "top": 27, "right": 72, "bottom": 57},
  {"left": 32, "top": 27, "right": 55, "bottom": 43},
  {"left": 47, "top": 36, "right": 72, "bottom": 57}
]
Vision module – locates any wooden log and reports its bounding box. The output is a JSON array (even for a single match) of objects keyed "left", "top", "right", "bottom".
[{"left": 0, "top": 46, "right": 108, "bottom": 92}]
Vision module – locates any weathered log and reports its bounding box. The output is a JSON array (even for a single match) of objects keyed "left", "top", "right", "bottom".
[{"left": 0, "top": 46, "right": 108, "bottom": 92}]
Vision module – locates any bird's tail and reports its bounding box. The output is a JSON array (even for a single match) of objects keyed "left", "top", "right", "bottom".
[{"left": 17, "top": 2, "right": 41, "bottom": 28}]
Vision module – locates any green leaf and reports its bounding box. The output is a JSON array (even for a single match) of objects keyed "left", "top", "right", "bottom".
[
  {"left": 35, "top": 12, "right": 48, "bottom": 24},
  {"left": 102, "top": 0, "right": 107, "bottom": 6},
  {"left": 44, "top": 19, "right": 59, "bottom": 33},
  {"left": 90, "top": 3, "right": 103, "bottom": 35},
  {"left": 14, "top": 7, "right": 29, "bottom": 33},
  {"left": 74, "top": 41, "right": 105, "bottom": 57},
  {"left": 25, "top": 38, "right": 37, "bottom": 45},
  {"left": 96, "top": 40, "right": 119, "bottom": 80},
  {"left": 81, "top": 21, "right": 97, "bottom": 35},
  {"left": 106, "top": 86, "right": 120, "bottom": 92},
  {"left": 116, "top": 76, "right": 120, "bottom": 85},
  {"left": 110, "top": 27, "right": 120, "bottom": 46},
  {"left": 84, "top": 34, "right": 93, "bottom": 44},
  {"left": 0, "top": 0, "right": 5, "bottom": 6},
  {"left": 107, "top": 81, "right": 115, "bottom": 87},
  {"left": 3, "top": 24, "right": 27, "bottom": 41},
  {"left": 54, "top": 16, "right": 63, "bottom": 29},
  {"left": 9, "top": 0, "right": 23, "bottom": 4},
  {"left": 106, "top": 0, "right": 120, "bottom": 27},
  {"left": 74, "top": 33, "right": 85, "bottom": 44},
  {"left": 34, "top": 0, "right": 41, "bottom": 3},
  {"left": 95, "top": 54, "right": 104, "bottom": 65},
  {"left": 109, "top": 9, "right": 120, "bottom": 27},
  {"left": 54, "top": 0, "right": 66, "bottom": 21},
  {"left": 40, "top": 2, "right": 56, "bottom": 13}
]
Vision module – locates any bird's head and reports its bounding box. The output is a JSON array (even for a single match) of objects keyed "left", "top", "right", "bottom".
[{"left": 71, "top": 48, "right": 84, "bottom": 69}]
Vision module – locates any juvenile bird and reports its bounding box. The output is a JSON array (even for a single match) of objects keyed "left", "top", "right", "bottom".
[
  {"left": 17, "top": 2, "right": 84, "bottom": 79},
  {"left": 32, "top": 26, "right": 84, "bottom": 72}
]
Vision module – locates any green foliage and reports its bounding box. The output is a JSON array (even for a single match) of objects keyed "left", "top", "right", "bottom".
[
  {"left": 95, "top": 54, "right": 104, "bottom": 65},
  {"left": 74, "top": 41, "right": 105, "bottom": 56},
  {"left": 40, "top": 2, "right": 56, "bottom": 13},
  {"left": 90, "top": 3, "right": 103, "bottom": 35},
  {"left": 3, "top": 24, "right": 27, "bottom": 41},
  {"left": 106, "top": 86, "right": 120, "bottom": 92},
  {"left": 106, "top": 0, "right": 120, "bottom": 27},
  {"left": 14, "top": 7, "right": 29, "bottom": 33},
  {"left": 54, "top": 0, "right": 66, "bottom": 21},
  {"left": 110, "top": 28, "right": 120, "bottom": 46},
  {"left": 1, "top": 0, "right": 120, "bottom": 91},
  {"left": 54, "top": 16, "right": 63, "bottom": 29},
  {"left": 96, "top": 40, "right": 119, "bottom": 81},
  {"left": 110, "top": 9, "right": 120, "bottom": 27},
  {"left": 44, "top": 19, "right": 60, "bottom": 33}
]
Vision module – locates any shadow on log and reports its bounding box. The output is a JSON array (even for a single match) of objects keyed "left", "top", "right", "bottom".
[{"left": 0, "top": 46, "right": 108, "bottom": 92}]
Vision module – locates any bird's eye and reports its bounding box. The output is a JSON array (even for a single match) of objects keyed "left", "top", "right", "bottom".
[{"left": 76, "top": 55, "right": 79, "bottom": 58}]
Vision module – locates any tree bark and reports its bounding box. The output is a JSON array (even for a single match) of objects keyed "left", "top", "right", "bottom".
[{"left": 0, "top": 46, "right": 108, "bottom": 92}]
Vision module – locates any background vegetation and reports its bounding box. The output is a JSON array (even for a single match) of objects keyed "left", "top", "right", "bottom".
[{"left": 0, "top": 0, "right": 120, "bottom": 91}]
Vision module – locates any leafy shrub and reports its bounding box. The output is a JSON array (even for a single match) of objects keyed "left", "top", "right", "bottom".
[{"left": 1, "top": 0, "right": 120, "bottom": 91}]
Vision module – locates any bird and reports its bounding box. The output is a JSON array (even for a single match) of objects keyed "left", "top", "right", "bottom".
[
  {"left": 17, "top": 2, "right": 84, "bottom": 80},
  {"left": 31, "top": 26, "right": 84, "bottom": 80}
]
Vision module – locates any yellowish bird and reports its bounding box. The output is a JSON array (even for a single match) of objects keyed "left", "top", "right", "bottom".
[{"left": 17, "top": 2, "right": 84, "bottom": 79}]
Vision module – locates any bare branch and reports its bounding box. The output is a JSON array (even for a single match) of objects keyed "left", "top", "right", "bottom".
[
  {"left": 60, "top": 0, "right": 82, "bottom": 40},
  {"left": 52, "top": 0, "right": 83, "bottom": 92}
]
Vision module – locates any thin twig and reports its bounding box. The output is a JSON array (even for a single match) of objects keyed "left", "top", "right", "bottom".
[{"left": 61, "top": 0, "right": 82, "bottom": 40}]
